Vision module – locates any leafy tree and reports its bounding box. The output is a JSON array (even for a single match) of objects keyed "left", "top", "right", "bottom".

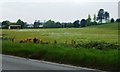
[
  {"left": 10, "top": 22, "right": 16, "bottom": 25},
  {"left": 66, "top": 23, "right": 74, "bottom": 28},
  {"left": 104, "top": 11, "right": 110, "bottom": 23},
  {"left": 86, "top": 14, "right": 91, "bottom": 26},
  {"left": 116, "top": 18, "right": 120, "bottom": 23},
  {"left": 0, "top": 22, "right": 1, "bottom": 28},
  {"left": 55, "top": 22, "right": 60, "bottom": 25},
  {"left": 44, "top": 20, "right": 61, "bottom": 28},
  {"left": 80, "top": 19, "right": 86, "bottom": 27},
  {"left": 97, "top": 9, "right": 105, "bottom": 23},
  {"left": 110, "top": 18, "right": 115, "bottom": 23},
  {"left": 73, "top": 20, "right": 80, "bottom": 28},
  {"left": 34, "top": 20, "right": 42, "bottom": 28},
  {"left": 61, "top": 23, "right": 67, "bottom": 28},
  {"left": 1, "top": 20, "right": 10, "bottom": 29},
  {"left": 93, "top": 14, "right": 97, "bottom": 25},
  {"left": 55, "top": 22, "right": 62, "bottom": 28},
  {"left": 16, "top": 19, "right": 26, "bottom": 28},
  {"left": 44, "top": 20, "right": 54, "bottom": 28}
]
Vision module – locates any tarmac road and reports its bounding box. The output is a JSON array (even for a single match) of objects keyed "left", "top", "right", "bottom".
[{"left": 2, "top": 55, "right": 103, "bottom": 72}]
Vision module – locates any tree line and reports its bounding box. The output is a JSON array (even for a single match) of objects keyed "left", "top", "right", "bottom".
[{"left": 1, "top": 9, "right": 120, "bottom": 29}]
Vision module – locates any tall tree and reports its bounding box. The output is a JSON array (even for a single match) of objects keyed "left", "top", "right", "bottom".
[
  {"left": 86, "top": 14, "right": 91, "bottom": 26},
  {"left": 34, "top": 20, "right": 41, "bottom": 28},
  {"left": 0, "top": 22, "right": 1, "bottom": 28},
  {"left": 16, "top": 19, "right": 25, "bottom": 28},
  {"left": 44, "top": 20, "right": 56, "bottom": 28},
  {"left": 93, "top": 14, "right": 97, "bottom": 22},
  {"left": 1, "top": 20, "right": 10, "bottom": 29},
  {"left": 66, "top": 22, "right": 74, "bottom": 28},
  {"left": 116, "top": 18, "right": 120, "bottom": 23},
  {"left": 104, "top": 11, "right": 110, "bottom": 23},
  {"left": 62, "top": 23, "right": 67, "bottom": 28},
  {"left": 55, "top": 22, "right": 62, "bottom": 28},
  {"left": 110, "top": 18, "right": 115, "bottom": 23},
  {"left": 80, "top": 19, "right": 86, "bottom": 27},
  {"left": 73, "top": 20, "right": 80, "bottom": 28},
  {"left": 93, "top": 14, "right": 97, "bottom": 25},
  {"left": 97, "top": 9, "right": 105, "bottom": 24}
]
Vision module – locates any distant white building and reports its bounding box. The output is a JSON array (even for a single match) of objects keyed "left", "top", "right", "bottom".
[{"left": 8, "top": 25, "right": 21, "bottom": 29}]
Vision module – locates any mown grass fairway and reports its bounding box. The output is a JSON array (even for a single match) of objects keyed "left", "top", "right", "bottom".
[{"left": 2, "top": 23, "right": 119, "bottom": 71}]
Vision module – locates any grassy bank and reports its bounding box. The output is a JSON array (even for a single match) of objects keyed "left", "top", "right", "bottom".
[
  {"left": 2, "top": 40, "right": 119, "bottom": 71},
  {"left": 2, "top": 23, "right": 119, "bottom": 71}
]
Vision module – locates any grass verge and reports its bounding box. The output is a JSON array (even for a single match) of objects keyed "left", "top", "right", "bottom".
[{"left": 2, "top": 40, "right": 119, "bottom": 71}]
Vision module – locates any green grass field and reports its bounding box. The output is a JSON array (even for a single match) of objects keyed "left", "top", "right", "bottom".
[
  {"left": 2, "top": 23, "right": 119, "bottom": 71},
  {"left": 2, "top": 23, "right": 118, "bottom": 43}
]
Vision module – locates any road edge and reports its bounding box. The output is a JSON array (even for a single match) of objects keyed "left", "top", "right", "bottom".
[{"left": 2, "top": 54, "right": 106, "bottom": 72}]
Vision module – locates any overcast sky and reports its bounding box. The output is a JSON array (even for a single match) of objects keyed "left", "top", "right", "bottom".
[{"left": 0, "top": 0, "right": 119, "bottom": 23}]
